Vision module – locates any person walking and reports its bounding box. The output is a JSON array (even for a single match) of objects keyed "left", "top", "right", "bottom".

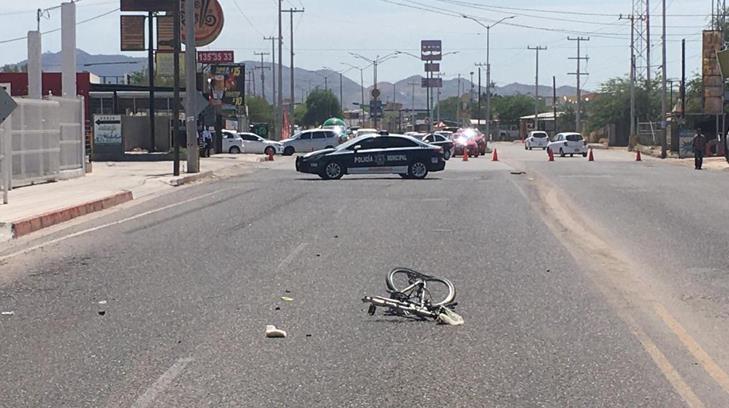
[{"left": 692, "top": 128, "right": 707, "bottom": 170}]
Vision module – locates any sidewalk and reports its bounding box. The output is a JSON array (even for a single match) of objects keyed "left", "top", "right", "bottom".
[{"left": 0, "top": 154, "right": 283, "bottom": 241}]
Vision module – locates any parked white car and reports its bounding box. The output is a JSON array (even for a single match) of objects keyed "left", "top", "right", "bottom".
[
  {"left": 238, "top": 132, "right": 283, "bottom": 155},
  {"left": 547, "top": 132, "right": 588, "bottom": 157},
  {"left": 281, "top": 129, "right": 339, "bottom": 155},
  {"left": 222, "top": 131, "right": 283, "bottom": 155},
  {"left": 525, "top": 131, "right": 550, "bottom": 150},
  {"left": 222, "top": 130, "right": 245, "bottom": 154}
]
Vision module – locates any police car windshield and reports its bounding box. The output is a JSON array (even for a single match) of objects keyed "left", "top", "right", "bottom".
[{"left": 337, "top": 135, "right": 372, "bottom": 150}]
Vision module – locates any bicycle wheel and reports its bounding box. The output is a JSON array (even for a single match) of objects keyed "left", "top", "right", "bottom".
[{"left": 385, "top": 268, "right": 456, "bottom": 307}]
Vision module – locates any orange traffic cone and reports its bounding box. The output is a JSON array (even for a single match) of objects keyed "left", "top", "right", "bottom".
[
  {"left": 635, "top": 150, "right": 642, "bottom": 161},
  {"left": 268, "top": 151, "right": 275, "bottom": 161},
  {"left": 462, "top": 148, "right": 469, "bottom": 161},
  {"left": 588, "top": 149, "right": 594, "bottom": 161},
  {"left": 492, "top": 148, "right": 499, "bottom": 161},
  {"left": 547, "top": 147, "right": 554, "bottom": 162}
]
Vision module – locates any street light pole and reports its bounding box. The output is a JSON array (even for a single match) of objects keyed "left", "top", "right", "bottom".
[
  {"left": 463, "top": 15, "right": 515, "bottom": 140},
  {"left": 350, "top": 52, "right": 400, "bottom": 129}
]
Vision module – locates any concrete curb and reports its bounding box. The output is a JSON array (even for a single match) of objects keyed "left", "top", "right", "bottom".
[
  {"left": 168, "top": 171, "right": 214, "bottom": 187},
  {"left": 3, "top": 191, "right": 133, "bottom": 240}
]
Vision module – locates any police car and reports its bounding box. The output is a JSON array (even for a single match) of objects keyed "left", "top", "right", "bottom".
[{"left": 295, "top": 133, "right": 446, "bottom": 179}]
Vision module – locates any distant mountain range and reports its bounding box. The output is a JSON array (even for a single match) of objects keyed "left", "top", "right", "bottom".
[{"left": 6, "top": 50, "right": 582, "bottom": 108}]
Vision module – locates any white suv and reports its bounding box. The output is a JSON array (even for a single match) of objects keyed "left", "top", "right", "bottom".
[
  {"left": 547, "top": 132, "right": 587, "bottom": 157},
  {"left": 281, "top": 129, "right": 339, "bottom": 155},
  {"left": 525, "top": 131, "right": 550, "bottom": 150}
]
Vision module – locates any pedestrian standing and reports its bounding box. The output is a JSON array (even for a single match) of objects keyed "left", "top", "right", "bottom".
[
  {"left": 202, "top": 127, "right": 213, "bottom": 157},
  {"left": 692, "top": 128, "right": 707, "bottom": 170}
]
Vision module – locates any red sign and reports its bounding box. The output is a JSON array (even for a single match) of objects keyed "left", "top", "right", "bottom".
[
  {"left": 198, "top": 51, "right": 235, "bottom": 64},
  {"left": 181, "top": 0, "right": 225, "bottom": 47}
]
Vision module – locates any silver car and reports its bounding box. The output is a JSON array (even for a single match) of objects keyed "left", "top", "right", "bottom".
[
  {"left": 281, "top": 129, "right": 339, "bottom": 155},
  {"left": 547, "top": 132, "right": 588, "bottom": 157}
]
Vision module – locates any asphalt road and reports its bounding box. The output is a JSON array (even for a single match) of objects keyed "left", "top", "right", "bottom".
[{"left": 1, "top": 148, "right": 727, "bottom": 407}]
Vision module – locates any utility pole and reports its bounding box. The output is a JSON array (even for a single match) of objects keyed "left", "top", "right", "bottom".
[
  {"left": 527, "top": 45, "right": 547, "bottom": 131},
  {"left": 172, "top": 0, "right": 181, "bottom": 176},
  {"left": 660, "top": 0, "right": 667, "bottom": 158},
  {"left": 469, "top": 71, "right": 475, "bottom": 106},
  {"left": 276, "top": 0, "right": 283, "bottom": 140},
  {"left": 283, "top": 8, "right": 304, "bottom": 136},
  {"left": 553, "top": 75, "right": 558, "bottom": 133},
  {"left": 184, "top": 0, "right": 199, "bottom": 173},
  {"left": 408, "top": 81, "right": 418, "bottom": 130},
  {"left": 620, "top": 14, "right": 642, "bottom": 139},
  {"left": 340, "top": 72, "right": 344, "bottom": 110},
  {"left": 646, "top": 0, "right": 652, "bottom": 85},
  {"left": 567, "top": 37, "right": 590, "bottom": 133},
  {"left": 264, "top": 36, "right": 278, "bottom": 138},
  {"left": 475, "top": 63, "right": 487, "bottom": 126},
  {"left": 253, "top": 52, "right": 270, "bottom": 100},
  {"left": 148, "top": 11, "right": 156, "bottom": 152},
  {"left": 477, "top": 65, "right": 483, "bottom": 125},
  {"left": 457, "top": 74, "right": 462, "bottom": 124}
]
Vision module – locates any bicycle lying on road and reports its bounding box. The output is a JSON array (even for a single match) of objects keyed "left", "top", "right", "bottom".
[{"left": 362, "top": 268, "right": 463, "bottom": 325}]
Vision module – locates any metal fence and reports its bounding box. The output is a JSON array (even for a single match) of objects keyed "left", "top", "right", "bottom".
[
  {"left": 51, "top": 96, "right": 85, "bottom": 175},
  {"left": 0, "top": 96, "right": 85, "bottom": 203},
  {"left": 638, "top": 121, "right": 665, "bottom": 146}
]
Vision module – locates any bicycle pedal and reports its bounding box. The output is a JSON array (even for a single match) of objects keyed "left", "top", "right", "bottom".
[{"left": 367, "top": 304, "right": 377, "bottom": 316}]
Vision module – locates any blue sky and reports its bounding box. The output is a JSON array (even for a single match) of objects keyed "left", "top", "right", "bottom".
[{"left": 0, "top": 0, "right": 714, "bottom": 90}]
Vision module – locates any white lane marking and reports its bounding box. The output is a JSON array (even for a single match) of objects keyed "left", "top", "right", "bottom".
[
  {"left": 131, "top": 357, "right": 194, "bottom": 408},
  {"left": 0, "top": 189, "right": 233, "bottom": 263},
  {"left": 277, "top": 242, "right": 308, "bottom": 271}
]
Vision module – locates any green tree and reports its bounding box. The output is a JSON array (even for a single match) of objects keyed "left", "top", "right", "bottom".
[
  {"left": 247, "top": 96, "right": 273, "bottom": 124},
  {"left": 293, "top": 103, "right": 307, "bottom": 125},
  {"left": 490, "top": 94, "right": 545, "bottom": 125},
  {"left": 301, "top": 88, "right": 342, "bottom": 127},
  {"left": 585, "top": 77, "right": 660, "bottom": 132},
  {"left": 433, "top": 96, "right": 463, "bottom": 122}
]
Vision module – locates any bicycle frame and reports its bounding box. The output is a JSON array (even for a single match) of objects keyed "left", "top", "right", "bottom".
[
  {"left": 362, "top": 295, "right": 438, "bottom": 319},
  {"left": 392, "top": 278, "right": 429, "bottom": 308}
]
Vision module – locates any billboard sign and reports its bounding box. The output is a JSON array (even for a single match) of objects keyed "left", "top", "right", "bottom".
[
  {"left": 198, "top": 51, "right": 235, "bottom": 64},
  {"left": 120, "top": 15, "right": 146, "bottom": 51},
  {"left": 421, "top": 40, "right": 442, "bottom": 61},
  {"left": 93, "top": 115, "right": 122, "bottom": 145},
  {"left": 209, "top": 65, "right": 246, "bottom": 109},
  {"left": 421, "top": 77, "right": 443, "bottom": 88},
  {"left": 121, "top": 0, "right": 175, "bottom": 12},
  {"left": 156, "top": 15, "right": 175, "bottom": 52},
  {"left": 702, "top": 30, "right": 723, "bottom": 114}
]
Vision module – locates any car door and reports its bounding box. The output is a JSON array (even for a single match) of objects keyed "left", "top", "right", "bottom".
[
  {"left": 378, "top": 136, "right": 419, "bottom": 174},
  {"left": 349, "top": 136, "right": 385, "bottom": 174},
  {"left": 240, "top": 133, "right": 262, "bottom": 153},
  {"left": 222, "top": 131, "right": 238, "bottom": 152},
  {"left": 296, "top": 131, "right": 313, "bottom": 152}
]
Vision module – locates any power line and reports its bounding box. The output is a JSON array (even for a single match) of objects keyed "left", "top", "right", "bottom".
[{"left": 0, "top": 7, "right": 119, "bottom": 45}]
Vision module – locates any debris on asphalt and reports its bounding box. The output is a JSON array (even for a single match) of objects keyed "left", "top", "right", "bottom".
[
  {"left": 265, "top": 325, "right": 287, "bottom": 338},
  {"left": 436, "top": 308, "right": 465, "bottom": 326},
  {"left": 1, "top": 311, "right": 15, "bottom": 316},
  {"left": 97, "top": 311, "right": 106, "bottom": 316},
  {"left": 284, "top": 290, "right": 291, "bottom": 293},
  {"left": 510, "top": 170, "right": 526, "bottom": 175},
  {"left": 280, "top": 296, "right": 294, "bottom": 302},
  {"left": 274, "top": 306, "right": 281, "bottom": 311},
  {"left": 305, "top": 334, "right": 312, "bottom": 337},
  {"left": 98, "top": 300, "right": 107, "bottom": 305}
]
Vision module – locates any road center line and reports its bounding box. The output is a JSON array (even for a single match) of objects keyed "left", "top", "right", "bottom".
[
  {"left": 130, "top": 357, "right": 194, "bottom": 408},
  {"left": 0, "top": 189, "right": 233, "bottom": 263},
  {"left": 277, "top": 242, "right": 308, "bottom": 271},
  {"left": 653, "top": 303, "right": 729, "bottom": 395}
]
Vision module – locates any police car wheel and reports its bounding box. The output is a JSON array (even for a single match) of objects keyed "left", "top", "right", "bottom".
[
  {"left": 408, "top": 161, "right": 428, "bottom": 179},
  {"left": 323, "top": 162, "right": 344, "bottom": 180},
  {"left": 443, "top": 149, "right": 451, "bottom": 160}
]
